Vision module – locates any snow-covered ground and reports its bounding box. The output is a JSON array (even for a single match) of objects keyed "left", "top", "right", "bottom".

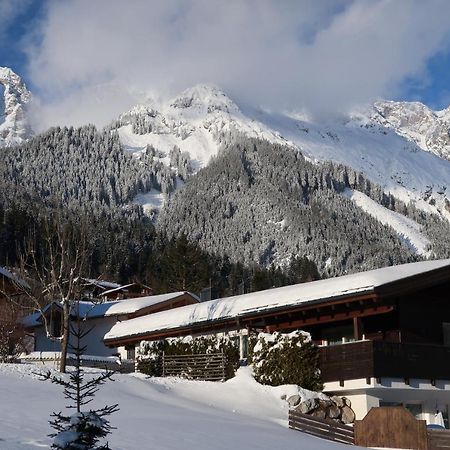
[{"left": 0, "top": 363, "right": 356, "bottom": 450}]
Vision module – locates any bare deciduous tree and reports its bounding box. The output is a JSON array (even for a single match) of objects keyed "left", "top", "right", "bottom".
[{"left": 11, "top": 213, "right": 91, "bottom": 372}]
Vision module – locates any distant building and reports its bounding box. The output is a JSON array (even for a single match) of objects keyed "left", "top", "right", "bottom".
[
  {"left": 23, "top": 291, "right": 199, "bottom": 359},
  {"left": 81, "top": 278, "right": 153, "bottom": 301},
  {"left": 0, "top": 266, "right": 30, "bottom": 324}
]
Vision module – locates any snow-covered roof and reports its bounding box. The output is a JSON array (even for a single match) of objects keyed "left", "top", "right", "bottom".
[
  {"left": 0, "top": 266, "right": 30, "bottom": 290},
  {"left": 103, "top": 292, "right": 199, "bottom": 316},
  {"left": 104, "top": 259, "right": 450, "bottom": 342},
  {"left": 22, "top": 291, "right": 198, "bottom": 327},
  {"left": 99, "top": 282, "right": 151, "bottom": 297},
  {"left": 82, "top": 278, "right": 121, "bottom": 290}
]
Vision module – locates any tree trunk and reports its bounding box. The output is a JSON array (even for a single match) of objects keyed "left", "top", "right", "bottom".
[{"left": 59, "top": 300, "right": 71, "bottom": 373}]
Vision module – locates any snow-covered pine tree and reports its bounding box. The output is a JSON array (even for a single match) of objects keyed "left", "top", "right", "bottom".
[{"left": 39, "top": 310, "right": 119, "bottom": 450}]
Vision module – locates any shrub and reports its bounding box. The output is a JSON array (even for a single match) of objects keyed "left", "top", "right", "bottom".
[
  {"left": 248, "top": 330, "right": 322, "bottom": 390},
  {"left": 136, "top": 335, "right": 240, "bottom": 379}
]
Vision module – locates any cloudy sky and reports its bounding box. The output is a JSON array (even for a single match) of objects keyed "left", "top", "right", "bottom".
[{"left": 2, "top": 0, "right": 450, "bottom": 129}]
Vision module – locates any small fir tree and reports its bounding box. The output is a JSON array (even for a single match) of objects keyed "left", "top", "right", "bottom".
[{"left": 39, "top": 312, "right": 119, "bottom": 450}]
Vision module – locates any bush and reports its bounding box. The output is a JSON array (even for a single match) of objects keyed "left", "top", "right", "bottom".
[
  {"left": 0, "top": 319, "right": 26, "bottom": 362},
  {"left": 136, "top": 335, "right": 240, "bottom": 379},
  {"left": 248, "top": 331, "right": 322, "bottom": 390}
]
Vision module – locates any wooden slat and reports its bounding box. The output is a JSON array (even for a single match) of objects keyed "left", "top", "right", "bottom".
[
  {"left": 289, "top": 420, "right": 354, "bottom": 444},
  {"left": 289, "top": 410, "right": 354, "bottom": 433},
  {"left": 162, "top": 352, "right": 226, "bottom": 381},
  {"left": 288, "top": 410, "right": 354, "bottom": 445},
  {"left": 289, "top": 419, "right": 354, "bottom": 441}
]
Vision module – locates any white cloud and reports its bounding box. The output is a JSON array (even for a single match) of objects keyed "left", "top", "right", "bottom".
[{"left": 25, "top": 0, "right": 450, "bottom": 128}]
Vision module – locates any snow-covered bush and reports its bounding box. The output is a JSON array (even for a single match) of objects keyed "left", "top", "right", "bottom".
[
  {"left": 51, "top": 410, "right": 114, "bottom": 450},
  {"left": 137, "top": 335, "right": 239, "bottom": 379},
  {"left": 249, "top": 331, "right": 322, "bottom": 390}
]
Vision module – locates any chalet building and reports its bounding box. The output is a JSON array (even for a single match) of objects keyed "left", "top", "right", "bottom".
[
  {"left": 0, "top": 266, "right": 30, "bottom": 324},
  {"left": 23, "top": 291, "right": 199, "bottom": 359},
  {"left": 98, "top": 282, "right": 153, "bottom": 300},
  {"left": 81, "top": 278, "right": 152, "bottom": 300},
  {"left": 104, "top": 259, "right": 450, "bottom": 427}
]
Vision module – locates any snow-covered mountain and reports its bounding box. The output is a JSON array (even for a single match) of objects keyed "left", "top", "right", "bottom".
[
  {"left": 0, "top": 67, "right": 32, "bottom": 146},
  {"left": 254, "top": 106, "right": 450, "bottom": 221},
  {"left": 372, "top": 100, "right": 450, "bottom": 161},
  {"left": 111, "top": 84, "right": 450, "bottom": 222},
  {"left": 113, "top": 84, "right": 288, "bottom": 170},
  {"left": 2, "top": 79, "right": 450, "bottom": 273}
]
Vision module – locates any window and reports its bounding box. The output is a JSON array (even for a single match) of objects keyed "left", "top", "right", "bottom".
[
  {"left": 405, "top": 403, "right": 422, "bottom": 419},
  {"left": 50, "top": 312, "right": 62, "bottom": 338},
  {"left": 125, "top": 345, "right": 135, "bottom": 360},
  {"left": 443, "top": 323, "right": 450, "bottom": 346}
]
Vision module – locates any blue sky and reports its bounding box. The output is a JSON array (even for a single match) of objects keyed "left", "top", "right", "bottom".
[{"left": 3, "top": 0, "right": 450, "bottom": 128}]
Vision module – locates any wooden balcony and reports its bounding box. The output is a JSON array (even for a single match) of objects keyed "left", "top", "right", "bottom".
[{"left": 320, "top": 340, "right": 450, "bottom": 383}]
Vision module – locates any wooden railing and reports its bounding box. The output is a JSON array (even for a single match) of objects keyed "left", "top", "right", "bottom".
[
  {"left": 162, "top": 352, "right": 226, "bottom": 381},
  {"left": 320, "top": 340, "right": 450, "bottom": 383},
  {"left": 288, "top": 410, "right": 354, "bottom": 445},
  {"left": 290, "top": 406, "right": 450, "bottom": 449}
]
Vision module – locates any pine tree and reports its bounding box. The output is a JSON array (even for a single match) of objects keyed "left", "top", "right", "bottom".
[{"left": 39, "top": 309, "right": 119, "bottom": 450}]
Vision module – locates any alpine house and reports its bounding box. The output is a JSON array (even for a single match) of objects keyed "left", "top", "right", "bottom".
[{"left": 104, "top": 259, "right": 450, "bottom": 425}]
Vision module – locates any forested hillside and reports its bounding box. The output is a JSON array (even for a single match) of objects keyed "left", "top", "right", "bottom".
[
  {"left": 159, "top": 136, "right": 425, "bottom": 276},
  {"left": 1, "top": 124, "right": 449, "bottom": 286}
]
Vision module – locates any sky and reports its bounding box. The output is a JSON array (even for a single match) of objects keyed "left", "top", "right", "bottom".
[{"left": 2, "top": 0, "right": 450, "bottom": 129}]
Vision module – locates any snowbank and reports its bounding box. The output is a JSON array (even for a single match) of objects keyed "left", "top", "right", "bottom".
[{"left": 0, "top": 363, "right": 354, "bottom": 450}]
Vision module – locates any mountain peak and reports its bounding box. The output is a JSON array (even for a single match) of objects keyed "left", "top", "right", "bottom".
[
  {"left": 169, "top": 83, "right": 239, "bottom": 114},
  {"left": 371, "top": 99, "right": 450, "bottom": 161},
  {"left": 0, "top": 66, "right": 32, "bottom": 146}
]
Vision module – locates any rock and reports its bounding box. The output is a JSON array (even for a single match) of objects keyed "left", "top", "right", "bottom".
[
  {"left": 341, "top": 406, "right": 356, "bottom": 424},
  {"left": 326, "top": 403, "right": 341, "bottom": 419},
  {"left": 311, "top": 408, "right": 326, "bottom": 419},
  {"left": 318, "top": 399, "right": 332, "bottom": 408},
  {"left": 296, "top": 397, "right": 319, "bottom": 414},
  {"left": 280, "top": 394, "right": 287, "bottom": 400},
  {"left": 287, "top": 395, "right": 300, "bottom": 407},
  {"left": 331, "top": 395, "right": 345, "bottom": 408},
  {"left": 342, "top": 397, "right": 351, "bottom": 407}
]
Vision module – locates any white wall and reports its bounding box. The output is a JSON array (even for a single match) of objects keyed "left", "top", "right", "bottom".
[{"left": 33, "top": 316, "right": 118, "bottom": 357}]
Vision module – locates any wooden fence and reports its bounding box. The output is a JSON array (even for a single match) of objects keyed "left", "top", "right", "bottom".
[
  {"left": 428, "top": 429, "right": 450, "bottom": 450},
  {"left": 354, "top": 407, "right": 428, "bottom": 450},
  {"left": 162, "top": 352, "right": 226, "bottom": 381},
  {"left": 290, "top": 407, "right": 450, "bottom": 449},
  {"left": 288, "top": 409, "right": 354, "bottom": 445}
]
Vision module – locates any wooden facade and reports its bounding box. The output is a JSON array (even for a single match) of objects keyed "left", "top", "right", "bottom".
[
  {"left": 320, "top": 340, "right": 450, "bottom": 383},
  {"left": 0, "top": 268, "right": 29, "bottom": 324}
]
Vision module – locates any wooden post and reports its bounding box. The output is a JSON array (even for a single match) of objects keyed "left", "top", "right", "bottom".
[{"left": 353, "top": 316, "right": 362, "bottom": 341}]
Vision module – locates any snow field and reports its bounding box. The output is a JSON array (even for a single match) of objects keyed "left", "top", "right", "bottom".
[{"left": 0, "top": 364, "right": 356, "bottom": 450}]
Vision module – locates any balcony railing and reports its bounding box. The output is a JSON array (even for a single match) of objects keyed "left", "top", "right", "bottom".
[{"left": 319, "top": 340, "right": 450, "bottom": 383}]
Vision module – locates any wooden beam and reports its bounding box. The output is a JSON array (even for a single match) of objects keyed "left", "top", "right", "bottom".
[{"left": 264, "top": 305, "right": 394, "bottom": 333}]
